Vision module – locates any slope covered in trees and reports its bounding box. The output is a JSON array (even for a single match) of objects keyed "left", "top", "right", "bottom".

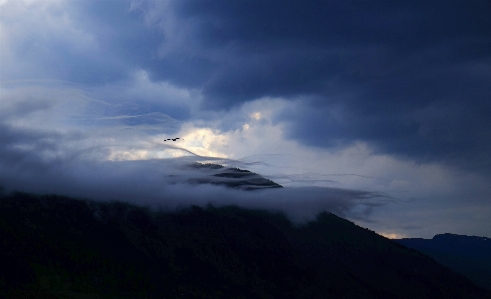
[{"left": 1, "top": 192, "right": 490, "bottom": 299}]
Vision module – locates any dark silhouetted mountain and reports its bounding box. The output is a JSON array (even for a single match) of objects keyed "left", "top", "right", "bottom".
[
  {"left": 1, "top": 193, "right": 490, "bottom": 298},
  {"left": 395, "top": 234, "right": 491, "bottom": 290},
  {"left": 185, "top": 162, "right": 283, "bottom": 190}
]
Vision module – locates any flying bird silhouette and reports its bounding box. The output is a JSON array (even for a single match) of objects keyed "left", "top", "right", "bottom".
[{"left": 163, "top": 137, "right": 181, "bottom": 142}]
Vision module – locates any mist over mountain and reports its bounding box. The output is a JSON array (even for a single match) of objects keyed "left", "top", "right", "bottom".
[
  {"left": 0, "top": 156, "right": 389, "bottom": 224},
  {"left": 395, "top": 234, "right": 491, "bottom": 291},
  {"left": 1, "top": 160, "right": 489, "bottom": 297}
]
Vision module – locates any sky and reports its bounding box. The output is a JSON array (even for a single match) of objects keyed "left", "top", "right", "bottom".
[{"left": 1, "top": 0, "right": 490, "bottom": 239}]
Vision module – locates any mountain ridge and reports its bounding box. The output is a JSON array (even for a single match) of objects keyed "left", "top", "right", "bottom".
[
  {"left": 1, "top": 191, "right": 490, "bottom": 299},
  {"left": 184, "top": 162, "right": 283, "bottom": 190},
  {"left": 395, "top": 233, "right": 491, "bottom": 290}
]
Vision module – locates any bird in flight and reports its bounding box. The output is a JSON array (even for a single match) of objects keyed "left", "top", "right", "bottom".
[{"left": 164, "top": 137, "right": 181, "bottom": 142}]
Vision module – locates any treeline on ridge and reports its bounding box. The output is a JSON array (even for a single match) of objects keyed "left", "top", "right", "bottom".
[{"left": 1, "top": 192, "right": 489, "bottom": 299}]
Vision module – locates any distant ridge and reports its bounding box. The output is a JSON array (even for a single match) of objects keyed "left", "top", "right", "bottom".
[
  {"left": 185, "top": 162, "right": 283, "bottom": 190},
  {"left": 395, "top": 233, "right": 491, "bottom": 290}
]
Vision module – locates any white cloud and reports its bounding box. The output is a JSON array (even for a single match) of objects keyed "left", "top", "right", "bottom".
[{"left": 250, "top": 112, "right": 262, "bottom": 120}]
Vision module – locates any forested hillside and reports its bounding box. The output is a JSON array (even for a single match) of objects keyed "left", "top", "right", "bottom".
[{"left": 1, "top": 192, "right": 489, "bottom": 299}]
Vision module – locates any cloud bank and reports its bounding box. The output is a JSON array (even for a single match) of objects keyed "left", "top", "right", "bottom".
[{"left": 0, "top": 143, "right": 387, "bottom": 224}]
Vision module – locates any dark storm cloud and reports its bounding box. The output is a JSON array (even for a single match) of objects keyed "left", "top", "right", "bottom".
[
  {"left": 71, "top": 1, "right": 164, "bottom": 84},
  {"left": 158, "top": 0, "right": 491, "bottom": 102},
  {"left": 8, "top": 0, "right": 489, "bottom": 171},
  {"left": 133, "top": 0, "right": 491, "bottom": 172}
]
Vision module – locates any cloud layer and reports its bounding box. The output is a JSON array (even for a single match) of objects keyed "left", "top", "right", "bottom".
[{"left": 0, "top": 136, "right": 388, "bottom": 224}]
